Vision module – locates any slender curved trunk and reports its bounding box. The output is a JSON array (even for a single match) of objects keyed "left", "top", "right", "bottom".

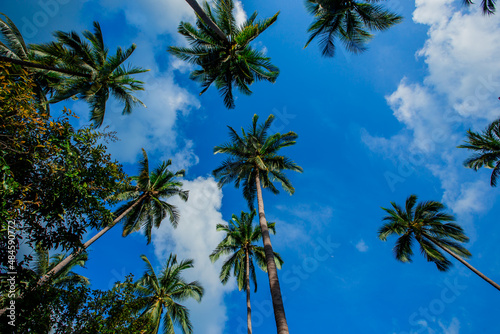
[
  {"left": 425, "top": 234, "right": 500, "bottom": 291},
  {"left": 245, "top": 248, "right": 252, "bottom": 334},
  {"left": 37, "top": 193, "right": 147, "bottom": 286},
  {"left": 184, "top": 0, "right": 228, "bottom": 41},
  {"left": 255, "top": 171, "right": 289, "bottom": 334},
  {"left": 0, "top": 193, "right": 145, "bottom": 317},
  {"left": 0, "top": 55, "right": 91, "bottom": 78}
]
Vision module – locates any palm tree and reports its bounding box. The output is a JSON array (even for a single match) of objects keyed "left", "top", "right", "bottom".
[
  {"left": 32, "top": 21, "right": 148, "bottom": 127},
  {"left": 37, "top": 148, "right": 188, "bottom": 286},
  {"left": 169, "top": 0, "right": 280, "bottom": 109},
  {"left": 304, "top": 0, "right": 402, "bottom": 57},
  {"left": 31, "top": 246, "right": 90, "bottom": 288},
  {"left": 0, "top": 15, "right": 148, "bottom": 127},
  {"left": 378, "top": 194, "right": 500, "bottom": 291},
  {"left": 130, "top": 254, "right": 204, "bottom": 334},
  {"left": 458, "top": 119, "right": 500, "bottom": 187},
  {"left": 210, "top": 210, "right": 284, "bottom": 334},
  {"left": 212, "top": 114, "right": 302, "bottom": 334}
]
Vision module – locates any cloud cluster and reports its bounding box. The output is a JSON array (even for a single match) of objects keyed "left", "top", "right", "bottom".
[
  {"left": 151, "top": 176, "right": 235, "bottom": 334},
  {"left": 362, "top": 0, "right": 500, "bottom": 216}
]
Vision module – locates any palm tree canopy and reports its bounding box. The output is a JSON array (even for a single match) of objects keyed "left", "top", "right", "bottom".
[
  {"left": 378, "top": 194, "right": 471, "bottom": 272},
  {"left": 213, "top": 114, "right": 302, "bottom": 209},
  {"left": 168, "top": 0, "right": 280, "bottom": 109},
  {"left": 210, "top": 210, "right": 283, "bottom": 292},
  {"left": 111, "top": 148, "right": 189, "bottom": 244},
  {"left": 31, "top": 21, "right": 149, "bottom": 127},
  {"left": 131, "top": 254, "right": 204, "bottom": 334},
  {"left": 458, "top": 119, "right": 500, "bottom": 187},
  {"left": 31, "top": 245, "right": 90, "bottom": 288},
  {"left": 304, "top": 0, "right": 402, "bottom": 57}
]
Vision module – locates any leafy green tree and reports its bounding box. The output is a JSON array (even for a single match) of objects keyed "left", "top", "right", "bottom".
[
  {"left": 130, "top": 254, "right": 204, "bottom": 334},
  {"left": 0, "top": 62, "right": 126, "bottom": 273},
  {"left": 1, "top": 275, "right": 154, "bottom": 333},
  {"left": 304, "top": 0, "right": 402, "bottom": 57},
  {"left": 210, "top": 210, "right": 283, "bottom": 334},
  {"left": 38, "top": 148, "right": 188, "bottom": 286},
  {"left": 169, "top": 0, "right": 279, "bottom": 109},
  {"left": 213, "top": 114, "right": 302, "bottom": 334},
  {"left": 458, "top": 119, "right": 500, "bottom": 186},
  {"left": 379, "top": 194, "right": 500, "bottom": 291}
]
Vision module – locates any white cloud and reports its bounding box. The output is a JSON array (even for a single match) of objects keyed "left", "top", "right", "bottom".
[
  {"left": 100, "top": 0, "right": 195, "bottom": 36},
  {"left": 363, "top": 0, "right": 500, "bottom": 217},
  {"left": 151, "top": 176, "right": 234, "bottom": 334},
  {"left": 355, "top": 239, "right": 369, "bottom": 252},
  {"left": 233, "top": 0, "right": 247, "bottom": 27}
]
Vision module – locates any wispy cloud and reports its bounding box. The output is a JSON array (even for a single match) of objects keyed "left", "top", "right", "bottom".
[{"left": 355, "top": 239, "right": 369, "bottom": 252}]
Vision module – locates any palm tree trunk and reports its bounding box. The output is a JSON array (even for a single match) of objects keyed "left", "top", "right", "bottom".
[
  {"left": 245, "top": 248, "right": 252, "bottom": 334},
  {"left": 0, "top": 55, "right": 91, "bottom": 78},
  {"left": 184, "top": 0, "right": 228, "bottom": 41},
  {"left": 0, "top": 192, "right": 143, "bottom": 317},
  {"left": 255, "top": 171, "right": 289, "bottom": 334},
  {"left": 425, "top": 234, "right": 500, "bottom": 291},
  {"left": 37, "top": 193, "right": 147, "bottom": 286}
]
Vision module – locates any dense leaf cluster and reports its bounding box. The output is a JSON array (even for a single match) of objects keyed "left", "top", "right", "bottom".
[{"left": 0, "top": 62, "right": 126, "bottom": 271}]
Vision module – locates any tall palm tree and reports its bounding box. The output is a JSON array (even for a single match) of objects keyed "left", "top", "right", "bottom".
[
  {"left": 0, "top": 14, "right": 148, "bottom": 126},
  {"left": 210, "top": 210, "right": 284, "bottom": 334},
  {"left": 379, "top": 194, "right": 500, "bottom": 291},
  {"left": 169, "top": 0, "right": 280, "bottom": 109},
  {"left": 458, "top": 119, "right": 500, "bottom": 187},
  {"left": 304, "top": 0, "right": 402, "bottom": 57},
  {"left": 31, "top": 246, "right": 90, "bottom": 288},
  {"left": 32, "top": 21, "right": 148, "bottom": 127},
  {"left": 131, "top": 254, "right": 204, "bottom": 334},
  {"left": 213, "top": 114, "right": 302, "bottom": 334},
  {"left": 38, "top": 148, "right": 188, "bottom": 286}
]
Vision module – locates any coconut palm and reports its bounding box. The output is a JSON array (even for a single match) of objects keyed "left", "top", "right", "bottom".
[
  {"left": 304, "top": 0, "right": 402, "bottom": 57},
  {"left": 210, "top": 210, "right": 284, "bottom": 334},
  {"left": 458, "top": 119, "right": 500, "bottom": 187},
  {"left": 379, "top": 194, "right": 500, "bottom": 291},
  {"left": 1, "top": 15, "right": 148, "bottom": 127},
  {"left": 31, "top": 21, "right": 148, "bottom": 127},
  {"left": 213, "top": 114, "right": 302, "bottom": 334},
  {"left": 169, "top": 0, "right": 280, "bottom": 109},
  {"left": 31, "top": 246, "right": 90, "bottom": 288},
  {"left": 131, "top": 254, "right": 203, "bottom": 334},
  {"left": 38, "top": 148, "right": 188, "bottom": 286}
]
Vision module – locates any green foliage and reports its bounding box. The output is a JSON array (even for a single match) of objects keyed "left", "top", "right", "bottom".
[
  {"left": 379, "top": 194, "right": 471, "bottom": 272},
  {"left": 304, "top": 0, "right": 402, "bottom": 56},
  {"left": 126, "top": 254, "right": 204, "bottom": 334},
  {"left": 210, "top": 210, "right": 283, "bottom": 292},
  {"left": 0, "top": 275, "right": 153, "bottom": 333},
  {"left": 32, "top": 21, "right": 149, "bottom": 127},
  {"left": 458, "top": 119, "right": 500, "bottom": 186},
  {"left": 0, "top": 62, "right": 126, "bottom": 271},
  {"left": 213, "top": 114, "right": 302, "bottom": 209},
  {"left": 111, "top": 148, "right": 189, "bottom": 244},
  {"left": 169, "top": 0, "right": 280, "bottom": 109}
]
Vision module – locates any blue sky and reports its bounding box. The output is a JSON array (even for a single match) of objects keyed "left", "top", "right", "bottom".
[{"left": 4, "top": 0, "right": 500, "bottom": 333}]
